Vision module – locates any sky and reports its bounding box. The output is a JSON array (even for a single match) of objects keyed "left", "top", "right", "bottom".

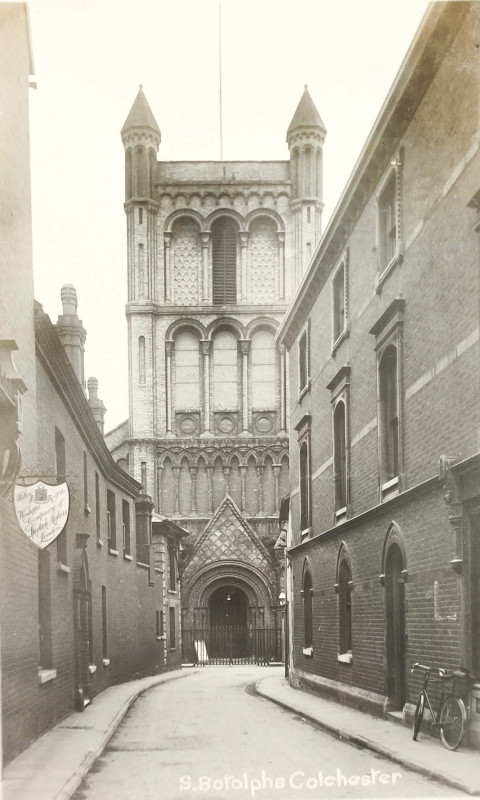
[{"left": 27, "top": 0, "right": 430, "bottom": 431}]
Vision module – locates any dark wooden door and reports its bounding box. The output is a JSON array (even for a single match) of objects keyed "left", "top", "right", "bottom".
[{"left": 386, "top": 544, "right": 406, "bottom": 710}]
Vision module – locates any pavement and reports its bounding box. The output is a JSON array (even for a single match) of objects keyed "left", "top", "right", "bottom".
[
  {"left": 256, "top": 675, "right": 480, "bottom": 796},
  {"left": 1, "top": 668, "right": 197, "bottom": 800},
  {"left": 2, "top": 667, "right": 479, "bottom": 800}
]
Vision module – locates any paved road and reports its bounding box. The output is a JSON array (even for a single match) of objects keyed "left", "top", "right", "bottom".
[{"left": 74, "top": 667, "right": 460, "bottom": 800}]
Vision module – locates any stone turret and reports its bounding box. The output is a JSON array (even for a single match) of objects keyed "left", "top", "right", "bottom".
[
  {"left": 87, "top": 377, "right": 106, "bottom": 435},
  {"left": 121, "top": 85, "right": 161, "bottom": 201},
  {"left": 287, "top": 87, "right": 326, "bottom": 280},
  {"left": 55, "top": 285, "right": 86, "bottom": 388}
]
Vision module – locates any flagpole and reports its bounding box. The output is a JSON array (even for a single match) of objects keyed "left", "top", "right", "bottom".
[{"left": 219, "top": 0, "right": 223, "bottom": 160}]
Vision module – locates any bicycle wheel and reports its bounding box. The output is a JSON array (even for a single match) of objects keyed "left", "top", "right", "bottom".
[
  {"left": 439, "top": 696, "right": 467, "bottom": 750},
  {"left": 412, "top": 693, "right": 425, "bottom": 741}
]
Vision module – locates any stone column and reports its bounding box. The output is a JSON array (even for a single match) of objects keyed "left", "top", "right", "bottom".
[
  {"left": 239, "top": 232, "right": 249, "bottom": 302},
  {"left": 240, "top": 465, "right": 247, "bottom": 512},
  {"left": 190, "top": 467, "right": 197, "bottom": 514},
  {"left": 239, "top": 339, "right": 251, "bottom": 436},
  {"left": 277, "top": 232, "right": 285, "bottom": 300},
  {"left": 200, "top": 339, "right": 212, "bottom": 436},
  {"left": 256, "top": 464, "right": 264, "bottom": 514},
  {"left": 279, "top": 345, "right": 287, "bottom": 436},
  {"left": 173, "top": 466, "right": 180, "bottom": 515},
  {"left": 206, "top": 465, "right": 214, "bottom": 512},
  {"left": 164, "top": 233, "right": 172, "bottom": 302},
  {"left": 273, "top": 463, "right": 281, "bottom": 512},
  {"left": 201, "top": 232, "right": 210, "bottom": 303},
  {"left": 165, "top": 340, "right": 174, "bottom": 437}
]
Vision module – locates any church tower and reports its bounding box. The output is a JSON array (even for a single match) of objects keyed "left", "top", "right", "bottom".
[{"left": 109, "top": 87, "right": 325, "bottom": 656}]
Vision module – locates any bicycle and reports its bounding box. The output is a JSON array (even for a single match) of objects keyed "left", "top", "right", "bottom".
[{"left": 411, "top": 662, "right": 469, "bottom": 750}]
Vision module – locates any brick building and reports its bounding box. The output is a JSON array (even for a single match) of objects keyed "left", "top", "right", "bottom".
[
  {"left": 107, "top": 85, "right": 326, "bottom": 659},
  {"left": 277, "top": 2, "right": 480, "bottom": 744},
  {"left": 0, "top": 6, "right": 184, "bottom": 766}
]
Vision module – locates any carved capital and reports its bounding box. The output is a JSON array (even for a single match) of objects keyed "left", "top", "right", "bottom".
[
  {"left": 239, "top": 232, "right": 249, "bottom": 248},
  {"left": 200, "top": 339, "right": 212, "bottom": 356},
  {"left": 163, "top": 232, "right": 172, "bottom": 248},
  {"left": 200, "top": 232, "right": 210, "bottom": 248},
  {"left": 239, "top": 338, "right": 250, "bottom": 356},
  {"left": 165, "top": 339, "right": 174, "bottom": 356},
  {"left": 276, "top": 231, "right": 285, "bottom": 246}
]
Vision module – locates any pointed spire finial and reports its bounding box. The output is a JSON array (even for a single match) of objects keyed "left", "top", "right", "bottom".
[
  {"left": 304, "top": 84, "right": 308, "bottom": 89},
  {"left": 139, "top": 83, "right": 143, "bottom": 90}
]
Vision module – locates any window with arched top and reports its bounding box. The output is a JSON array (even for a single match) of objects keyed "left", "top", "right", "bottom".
[
  {"left": 174, "top": 331, "right": 200, "bottom": 411},
  {"left": 303, "top": 568, "right": 313, "bottom": 650},
  {"left": 213, "top": 329, "right": 238, "bottom": 411},
  {"left": 251, "top": 329, "right": 276, "bottom": 411},
  {"left": 379, "top": 344, "right": 399, "bottom": 482},
  {"left": 338, "top": 557, "right": 352, "bottom": 657},
  {"left": 212, "top": 219, "right": 237, "bottom": 304}
]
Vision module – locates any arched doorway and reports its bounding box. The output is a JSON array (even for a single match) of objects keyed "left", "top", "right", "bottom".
[
  {"left": 73, "top": 537, "right": 92, "bottom": 710},
  {"left": 209, "top": 585, "right": 248, "bottom": 660},
  {"left": 209, "top": 585, "right": 248, "bottom": 627},
  {"left": 385, "top": 543, "right": 406, "bottom": 710}
]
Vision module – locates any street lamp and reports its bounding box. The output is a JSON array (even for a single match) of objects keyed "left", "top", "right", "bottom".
[{"left": 278, "top": 591, "right": 286, "bottom": 607}]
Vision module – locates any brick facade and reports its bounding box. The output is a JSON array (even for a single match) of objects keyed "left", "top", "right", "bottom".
[{"left": 278, "top": 2, "right": 480, "bottom": 742}]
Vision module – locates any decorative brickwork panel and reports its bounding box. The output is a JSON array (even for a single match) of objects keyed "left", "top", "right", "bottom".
[
  {"left": 173, "top": 222, "right": 200, "bottom": 305},
  {"left": 250, "top": 221, "right": 276, "bottom": 303},
  {"left": 183, "top": 497, "right": 274, "bottom": 586}
]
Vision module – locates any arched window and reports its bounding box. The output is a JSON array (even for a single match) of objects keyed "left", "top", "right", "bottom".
[
  {"left": 174, "top": 331, "right": 200, "bottom": 411},
  {"left": 338, "top": 558, "right": 352, "bottom": 656},
  {"left": 303, "top": 568, "right": 313, "bottom": 650},
  {"left": 379, "top": 345, "right": 398, "bottom": 482},
  {"left": 212, "top": 219, "right": 237, "bottom": 304},
  {"left": 251, "top": 329, "right": 276, "bottom": 411},
  {"left": 138, "top": 336, "right": 146, "bottom": 385},
  {"left": 333, "top": 400, "right": 346, "bottom": 511},
  {"left": 213, "top": 329, "right": 238, "bottom": 411},
  {"left": 134, "top": 146, "right": 147, "bottom": 197}
]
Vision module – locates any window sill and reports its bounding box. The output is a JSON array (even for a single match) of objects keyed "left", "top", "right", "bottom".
[
  {"left": 331, "top": 328, "right": 349, "bottom": 356},
  {"left": 157, "top": 635, "right": 166, "bottom": 641},
  {"left": 103, "top": 658, "right": 110, "bottom": 667},
  {"left": 167, "top": 589, "right": 177, "bottom": 595},
  {"left": 123, "top": 552, "right": 133, "bottom": 561},
  {"left": 89, "top": 664, "right": 97, "bottom": 674},
  {"left": 335, "top": 507, "right": 347, "bottom": 524},
  {"left": 301, "top": 527, "right": 312, "bottom": 540},
  {"left": 303, "top": 647, "right": 313, "bottom": 657},
  {"left": 169, "top": 648, "right": 176, "bottom": 652},
  {"left": 298, "top": 381, "right": 311, "bottom": 402},
  {"left": 381, "top": 476, "right": 399, "bottom": 501},
  {"left": 57, "top": 562, "right": 70, "bottom": 574},
  {"left": 97, "top": 538, "right": 104, "bottom": 547},
  {"left": 338, "top": 652, "right": 353, "bottom": 664},
  {"left": 376, "top": 253, "right": 402, "bottom": 292},
  {"left": 38, "top": 668, "right": 57, "bottom": 684},
  {"left": 108, "top": 548, "right": 119, "bottom": 557},
  {"left": 137, "top": 561, "right": 150, "bottom": 570}
]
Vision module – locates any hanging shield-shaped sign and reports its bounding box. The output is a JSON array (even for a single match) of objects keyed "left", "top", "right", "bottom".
[{"left": 14, "top": 481, "right": 70, "bottom": 549}]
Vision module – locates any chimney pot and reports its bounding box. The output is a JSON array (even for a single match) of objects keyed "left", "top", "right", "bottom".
[{"left": 61, "top": 284, "right": 78, "bottom": 315}]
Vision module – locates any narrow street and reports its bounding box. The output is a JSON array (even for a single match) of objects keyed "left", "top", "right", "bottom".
[{"left": 74, "top": 667, "right": 460, "bottom": 800}]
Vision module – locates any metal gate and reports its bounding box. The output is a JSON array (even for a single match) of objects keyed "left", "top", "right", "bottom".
[{"left": 182, "top": 626, "right": 283, "bottom": 666}]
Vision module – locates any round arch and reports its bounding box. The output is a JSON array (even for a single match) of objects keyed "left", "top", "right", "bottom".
[
  {"left": 183, "top": 560, "right": 276, "bottom": 609},
  {"left": 165, "top": 318, "right": 206, "bottom": 341},
  {"left": 245, "top": 317, "right": 279, "bottom": 339},
  {"left": 245, "top": 208, "right": 285, "bottom": 233},
  {"left": 205, "top": 208, "right": 245, "bottom": 232},
  {"left": 164, "top": 208, "right": 206, "bottom": 233},
  {"left": 206, "top": 317, "right": 245, "bottom": 341}
]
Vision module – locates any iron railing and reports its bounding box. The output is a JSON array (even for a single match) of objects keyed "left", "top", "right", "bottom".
[{"left": 182, "top": 626, "right": 283, "bottom": 666}]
